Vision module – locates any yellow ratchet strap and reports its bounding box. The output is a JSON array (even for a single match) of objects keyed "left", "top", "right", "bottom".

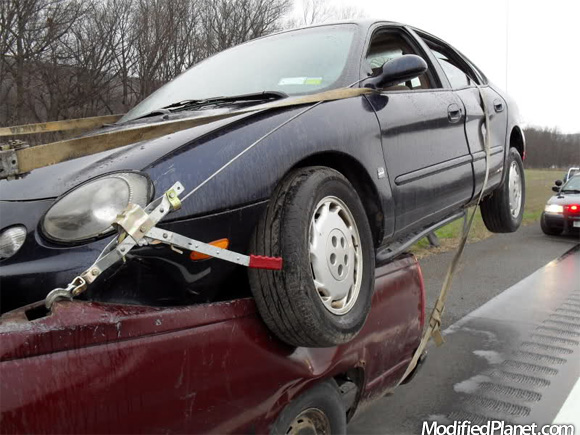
[
  {"left": 397, "top": 84, "right": 492, "bottom": 386},
  {"left": 0, "top": 87, "right": 374, "bottom": 180},
  {"left": 0, "top": 114, "right": 123, "bottom": 137}
]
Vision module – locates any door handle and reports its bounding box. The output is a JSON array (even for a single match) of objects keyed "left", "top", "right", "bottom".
[
  {"left": 447, "top": 104, "right": 462, "bottom": 123},
  {"left": 493, "top": 99, "right": 504, "bottom": 112}
]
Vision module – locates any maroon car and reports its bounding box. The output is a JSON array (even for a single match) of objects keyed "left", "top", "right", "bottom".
[{"left": 0, "top": 255, "right": 425, "bottom": 434}]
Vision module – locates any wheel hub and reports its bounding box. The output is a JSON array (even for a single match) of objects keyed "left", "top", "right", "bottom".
[
  {"left": 286, "top": 408, "right": 331, "bottom": 435},
  {"left": 325, "top": 228, "right": 352, "bottom": 281},
  {"left": 309, "top": 196, "right": 362, "bottom": 315}
]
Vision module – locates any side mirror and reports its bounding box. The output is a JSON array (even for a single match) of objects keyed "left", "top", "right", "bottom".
[
  {"left": 363, "top": 54, "right": 428, "bottom": 90},
  {"left": 555, "top": 180, "right": 563, "bottom": 186},
  {"left": 552, "top": 186, "right": 560, "bottom": 193}
]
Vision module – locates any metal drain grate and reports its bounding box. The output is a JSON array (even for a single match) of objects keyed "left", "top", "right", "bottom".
[
  {"left": 530, "top": 334, "right": 579, "bottom": 346},
  {"left": 535, "top": 326, "right": 580, "bottom": 338},
  {"left": 520, "top": 342, "right": 574, "bottom": 355},
  {"left": 512, "top": 351, "right": 567, "bottom": 365},
  {"left": 543, "top": 319, "right": 580, "bottom": 330},
  {"left": 477, "top": 382, "right": 542, "bottom": 402},
  {"left": 490, "top": 370, "right": 551, "bottom": 388},
  {"left": 500, "top": 360, "right": 558, "bottom": 376},
  {"left": 465, "top": 395, "right": 531, "bottom": 417}
]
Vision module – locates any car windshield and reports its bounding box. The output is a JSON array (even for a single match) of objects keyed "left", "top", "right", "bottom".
[
  {"left": 562, "top": 175, "right": 580, "bottom": 191},
  {"left": 121, "top": 24, "right": 357, "bottom": 122}
]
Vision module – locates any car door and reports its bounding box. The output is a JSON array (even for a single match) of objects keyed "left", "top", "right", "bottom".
[
  {"left": 361, "top": 25, "right": 474, "bottom": 236},
  {"left": 417, "top": 32, "right": 508, "bottom": 195}
]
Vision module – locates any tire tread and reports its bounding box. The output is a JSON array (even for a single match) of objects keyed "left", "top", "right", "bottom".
[{"left": 249, "top": 167, "right": 374, "bottom": 347}]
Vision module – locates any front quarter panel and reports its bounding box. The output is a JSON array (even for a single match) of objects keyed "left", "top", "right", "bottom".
[{"left": 147, "top": 98, "right": 390, "bottom": 231}]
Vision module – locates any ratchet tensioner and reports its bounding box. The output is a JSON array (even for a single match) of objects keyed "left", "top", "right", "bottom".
[{"left": 45, "top": 182, "right": 282, "bottom": 309}]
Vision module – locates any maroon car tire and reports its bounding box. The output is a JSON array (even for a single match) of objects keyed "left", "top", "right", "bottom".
[
  {"left": 249, "top": 166, "right": 375, "bottom": 348},
  {"left": 269, "top": 380, "right": 346, "bottom": 435},
  {"left": 481, "top": 148, "right": 525, "bottom": 233}
]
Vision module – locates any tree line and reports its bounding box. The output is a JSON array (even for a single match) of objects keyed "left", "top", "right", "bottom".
[
  {"left": 0, "top": 0, "right": 363, "bottom": 127},
  {"left": 5, "top": 0, "right": 576, "bottom": 169},
  {"left": 523, "top": 127, "right": 579, "bottom": 169}
]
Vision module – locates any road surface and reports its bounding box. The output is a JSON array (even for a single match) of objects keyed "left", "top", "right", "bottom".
[{"left": 348, "top": 223, "right": 579, "bottom": 434}]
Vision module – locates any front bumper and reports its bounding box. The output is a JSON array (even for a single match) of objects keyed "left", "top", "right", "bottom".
[
  {"left": 543, "top": 212, "right": 580, "bottom": 231},
  {"left": 0, "top": 199, "right": 267, "bottom": 314}
]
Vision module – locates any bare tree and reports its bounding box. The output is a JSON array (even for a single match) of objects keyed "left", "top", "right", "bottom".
[
  {"left": 524, "top": 127, "right": 580, "bottom": 169},
  {"left": 199, "top": 0, "right": 291, "bottom": 54},
  {"left": 1, "top": 0, "right": 84, "bottom": 123},
  {"left": 286, "top": 0, "right": 366, "bottom": 28},
  {"left": 1, "top": 0, "right": 294, "bottom": 127},
  {"left": 300, "top": 0, "right": 333, "bottom": 25},
  {"left": 110, "top": 0, "right": 138, "bottom": 110}
]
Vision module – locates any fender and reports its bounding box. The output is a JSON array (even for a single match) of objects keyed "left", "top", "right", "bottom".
[{"left": 146, "top": 97, "right": 392, "bottom": 235}]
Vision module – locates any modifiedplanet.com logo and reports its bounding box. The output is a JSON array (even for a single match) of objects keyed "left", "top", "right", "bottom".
[{"left": 422, "top": 421, "right": 575, "bottom": 435}]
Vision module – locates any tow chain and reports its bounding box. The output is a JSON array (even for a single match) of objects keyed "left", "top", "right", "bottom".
[{"left": 44, "top": 181, "right": 282, "bottom": 309}]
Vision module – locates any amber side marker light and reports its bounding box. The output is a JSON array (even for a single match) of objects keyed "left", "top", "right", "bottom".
[{"left": 190, "top": 238, "right": 229, "bottom": 261}]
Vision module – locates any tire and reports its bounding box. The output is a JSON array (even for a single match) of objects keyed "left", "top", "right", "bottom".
[
  {"left": 270, "top": 380, "right": 346, "bottom": 435},
  {"left": 249, "top": 166, "right": 375, "bottom": 348},
  {"left": 481, "top": 148, "right": 525, "bottom": 233},
  {"left": 540, "top": 213, "right": 563, "bottom": 236}
]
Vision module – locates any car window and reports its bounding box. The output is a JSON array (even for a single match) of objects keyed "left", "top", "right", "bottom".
[
  {"left": 462, "top": 55, "right": 487, "bottom": 84},
  {"left": 562, "top": 175, "right": 580, "bottom": 191},
  {"left": 365, "top": 31, "right": 432, "bottom": 90},
  {"left": 122, "top": 25, "right": 357, "bottom": 122},
  {"left": 430, "top": 48, "right": 474, "bottom": 88},
  {"left": 565, "top": 168, "right": 579, "bottom": 181}
]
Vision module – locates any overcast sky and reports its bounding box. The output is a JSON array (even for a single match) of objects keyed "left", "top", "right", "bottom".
[{"left": 331, "top": 0, "right": 580, "bottom": 133}]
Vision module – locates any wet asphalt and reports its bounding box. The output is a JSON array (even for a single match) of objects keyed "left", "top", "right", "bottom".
[
  {"left": 348, "top": 223, "right": 579, "bottom": 434},
  {"left": 419, "top": 224, "right": 579, "bottom": 328}
]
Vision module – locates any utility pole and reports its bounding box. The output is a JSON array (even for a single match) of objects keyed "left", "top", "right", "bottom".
[{"left": 505, "top": 0, "right": 509, "bottom": 92}]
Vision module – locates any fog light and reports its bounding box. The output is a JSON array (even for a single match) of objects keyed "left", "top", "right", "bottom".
[{"left": 0, "top": 226, "right": 26, "bottom": 260}]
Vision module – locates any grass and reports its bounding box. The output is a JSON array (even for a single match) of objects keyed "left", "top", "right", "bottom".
[{"left": 409, "top": 169, "right": 561, "bottom": 258}]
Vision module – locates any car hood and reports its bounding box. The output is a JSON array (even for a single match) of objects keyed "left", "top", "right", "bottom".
[
  {"left": 547, "top": 192, "right": 580, "bottom": 205},
  {"left": 0, "top": 107, "right": 258, "bottom": 201}
]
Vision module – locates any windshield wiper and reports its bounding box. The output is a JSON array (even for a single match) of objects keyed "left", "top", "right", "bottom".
[
  {"left": 165, "top": 91, "right": 288, "bottom": 112},
  {"left": 130, "top": 91, "right": 288, "bottom": 121},
  {"left": 560, "top": 189, "right": 580, "bottom": 194}
]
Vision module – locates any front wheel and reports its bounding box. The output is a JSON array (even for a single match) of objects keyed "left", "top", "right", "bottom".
[
  {"left": 249, "top": 167, "right": 375, "bottom": 348},
  {"left": 481, "top": 148, "right": 525, "bottom": 233}
]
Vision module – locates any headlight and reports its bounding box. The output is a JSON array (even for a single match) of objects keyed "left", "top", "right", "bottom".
[
  {"left": 42, "top": 172, "right": 153, "bottom": 243},
  {"left": 544, "top": 204, "right": 564, "bottom": 214},
  {"left": 0, "top": 226, "right": 27, "bottom": 259}
]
